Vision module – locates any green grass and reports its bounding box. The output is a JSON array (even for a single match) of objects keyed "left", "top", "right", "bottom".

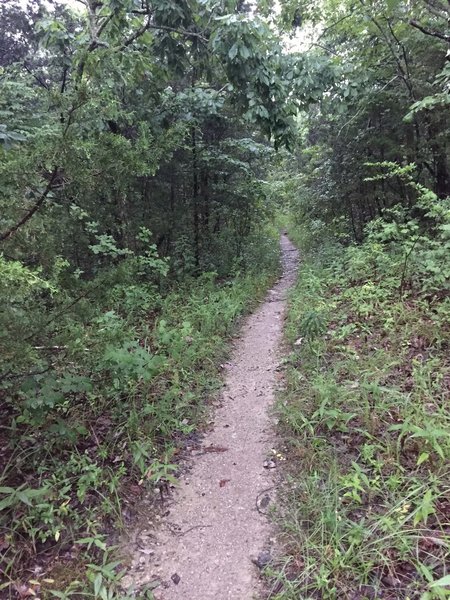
[
  {"left": 268, "top": 233, "right": 450, "bottom": 600},
  {"left": 0, "top": 231, "right": 280, "bottom": 599}
]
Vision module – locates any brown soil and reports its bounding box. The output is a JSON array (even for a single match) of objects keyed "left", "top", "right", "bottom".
[{"left": 121, "top": 234, "right": 299, "bottom": 599}]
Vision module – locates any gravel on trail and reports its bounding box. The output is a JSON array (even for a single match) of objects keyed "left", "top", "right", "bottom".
[{"left": 121, "top": 234, "right": 299, "bottom": 600}]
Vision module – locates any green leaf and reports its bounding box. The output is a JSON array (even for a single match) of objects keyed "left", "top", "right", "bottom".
[
  {"left": 93, "top": 538, "right": 107, "bottom": 551},
  {"left": 0, "top": 495, "right": 15, "bottom": 511},
  {"left": 417, "top": 452, "right": 429, "bottom": 466},
  {"left": 75, "top": 537, "right": 94, "bottom": 545},
  {"left": 430, "top": 574, "right": 450, "bottom": 588},
  {"left": 228, "top": 43, "right": 238, "bottom": 60},
  {"left": 93, "top": 573, "right": 102, "bottom": 597},
  {"left": 16, "top": 491, "right": 33, "bottom": 506},
  {"left": 239, "top": 45, "right": 250, "bottom": 59}
]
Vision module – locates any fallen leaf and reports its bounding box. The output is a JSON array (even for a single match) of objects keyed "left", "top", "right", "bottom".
[{"left": 14, "top": 584, "right": 36, "bottom": 598}]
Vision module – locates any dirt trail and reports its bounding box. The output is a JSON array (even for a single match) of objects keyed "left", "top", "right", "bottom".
[{"left": 122, "top": 234, "right": 299, "bottom": 600}]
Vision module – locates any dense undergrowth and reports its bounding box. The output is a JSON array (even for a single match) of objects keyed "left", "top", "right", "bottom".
[
  {"left": 270, "top": 190, "right": 450, "bottom": 599},
  {"left": 0, "top": 230, "right": 279, "bottom": 599}
]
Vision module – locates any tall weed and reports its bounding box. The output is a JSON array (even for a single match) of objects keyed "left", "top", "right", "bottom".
[{"left": 270, "top": 202, "right": 450, "bottom": 599}]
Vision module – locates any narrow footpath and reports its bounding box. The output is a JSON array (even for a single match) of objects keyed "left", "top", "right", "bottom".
[{"left": 123, "top": 234, "right": 299, "bottom": 599}]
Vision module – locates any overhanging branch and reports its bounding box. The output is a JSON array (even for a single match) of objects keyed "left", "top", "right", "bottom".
[
  {"left": 410, "top": 19, "right": 450, "bottom": 43},
  {"left": 0, "top": 167, "right": 59, "bottom": 243}
]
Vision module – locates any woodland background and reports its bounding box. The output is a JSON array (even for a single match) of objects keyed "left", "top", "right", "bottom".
[{"left": 0, "top": 0, "right": 449, "bottom": 598}]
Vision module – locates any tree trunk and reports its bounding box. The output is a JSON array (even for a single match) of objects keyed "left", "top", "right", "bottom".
[{"left": 191, "top": 127, "right": 200, "bottom": 270}]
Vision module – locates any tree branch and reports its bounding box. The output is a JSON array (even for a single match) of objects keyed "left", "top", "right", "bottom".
[
  {"left": 358, "top": 1, "right": 416, "bottom": 100},
  {"left": 120, "top": 15, "right": 152, "bottom": 49},
  {"left": 146, "top": 23, "right": 208, "bottom": 42},
  {"left": 0, "top": 167, "right": 59, "bottom": 243},
  {"left": 318, "top": 13, "right": 354, "bottom": 41},
  {"left": 96, "top": 10, "right": 116, "bottom": 39},
  {"left": 119, "top": 20, "right": 208, "bottom": 50},
  {"left": 23, "top": 64, "right": 50, "bottom": 90},
  {"left": 409, "top": 19, "right": 450, "bottom": 43},
  {"left": 306, "top": 42, "right": 341, "bottom": 57},
  {"left": 423, "top": 0, "right": 450, "bottom": 18}
]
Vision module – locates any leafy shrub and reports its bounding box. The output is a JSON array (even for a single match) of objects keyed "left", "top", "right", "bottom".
[
  {"left": 273, "top": 201, "right": 450, "bottom": 598},
  {"left": 0, "top": 229, "right": 278, "bottom": 592}
]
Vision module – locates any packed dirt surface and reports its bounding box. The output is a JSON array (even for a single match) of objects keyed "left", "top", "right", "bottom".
[{"left": 122, "top": 234, "right": 299, "bottom": 599}]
